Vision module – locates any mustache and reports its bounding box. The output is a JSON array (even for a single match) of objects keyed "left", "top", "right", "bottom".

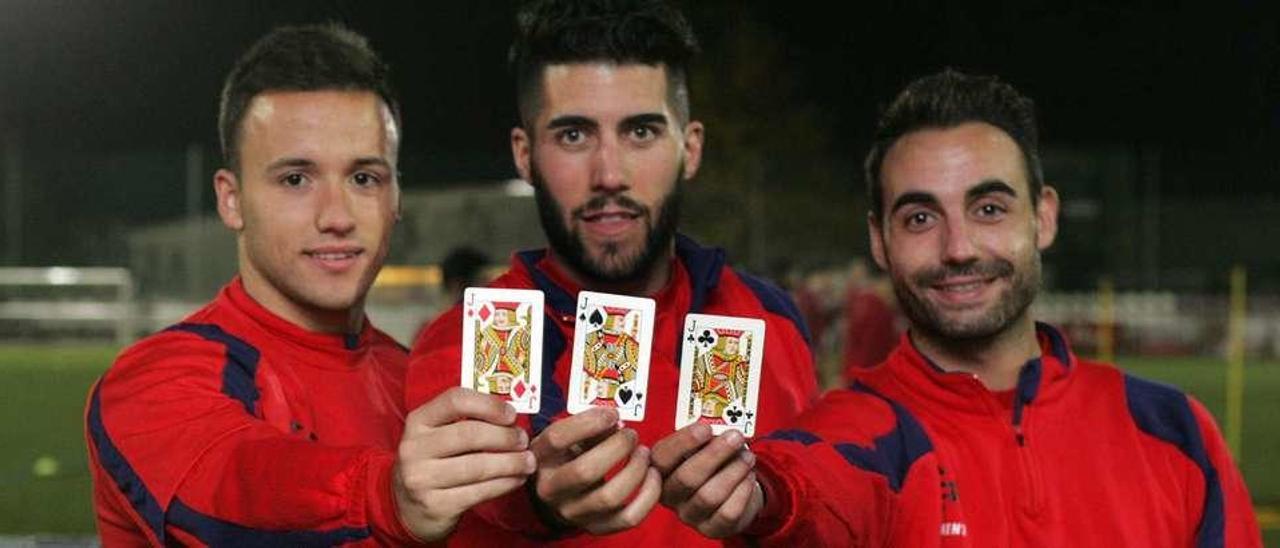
[
  {"left": 912, "top": 259, "right": 1014, "bottom": 286},
  {"left": 572, "top": 194, "right": 647, "bottom": 219}
]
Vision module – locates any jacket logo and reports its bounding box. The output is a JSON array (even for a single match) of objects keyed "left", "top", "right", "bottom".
[{"left": 940, "top": 522, "right": 968, "bottom": 537}]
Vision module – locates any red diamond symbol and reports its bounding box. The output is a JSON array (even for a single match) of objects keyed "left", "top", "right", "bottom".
[
  {"left": 513, "top": 380, "right": 527, "bottom": 398},
  {"left": 478, "top": 304, "right": 491, "bottom": 322}
]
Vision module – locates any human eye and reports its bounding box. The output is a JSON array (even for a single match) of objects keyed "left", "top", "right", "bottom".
[
  {"left": 556, "top": 127, "right": 588, "bottom": 147},
  {"left": 280, "top": 172, "right": 307, "bottom": 188},
  {"left": 972, "top": 201, "right": 1008, "bottom": 222},
  {"left": 351, "top": 172, "right": 382, "bottom": 188},
  {"left": 901, "top": 210, "right": 936, "bottom": 232},
  {"left": 629, "top": 125, "right": 660, "bottom": 142}
]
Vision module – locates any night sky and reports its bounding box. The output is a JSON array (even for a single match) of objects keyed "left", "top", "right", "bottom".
[{"left": 0, "top": 0, "right": 1277, "bottom": 265}]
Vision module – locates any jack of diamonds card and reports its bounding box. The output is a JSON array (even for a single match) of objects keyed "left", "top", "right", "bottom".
[
  {"left": 567, "top": 291, "right": 655, "bottom": 421},
  {"left": 676, "top": 314, "right": 765, "bottom": 436},
  {"left": 460, "top": 287, "right": 544, "bottom": 414}
]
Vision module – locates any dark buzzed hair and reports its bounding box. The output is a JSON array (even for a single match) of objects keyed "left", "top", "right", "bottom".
[
  {"left": 864, "top": 69, "right": 1044, "bottom": 222},
  {"left": 217, "top": 23, "right": 401, "bottom": 171},
  {"left": 509, "top": 0, "right": 699, "bottom": 129}
]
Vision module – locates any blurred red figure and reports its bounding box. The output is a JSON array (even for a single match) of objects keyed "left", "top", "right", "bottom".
[{"left": 841, "top": 260, "right": 899, "bottom": 381}]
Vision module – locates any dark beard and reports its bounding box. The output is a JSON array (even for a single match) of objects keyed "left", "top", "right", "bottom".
[
  {"left": 892, "top": 254, "right": 1040, "bottom": 344},
  {"left": 530, "top": 164, "right": 682, "bottom": 286}
]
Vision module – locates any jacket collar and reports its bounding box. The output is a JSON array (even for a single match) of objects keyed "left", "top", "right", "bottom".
[
  {"left": 875, "top": 322, "right": 1077, "bottom": 416},
  {"left": 221, "top": 276, "right": 372, "bottom": 353}
]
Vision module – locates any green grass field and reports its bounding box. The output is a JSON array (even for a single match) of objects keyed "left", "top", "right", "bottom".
[{"left": 1, "top": 344, "right": 1276, "bottom": 543}]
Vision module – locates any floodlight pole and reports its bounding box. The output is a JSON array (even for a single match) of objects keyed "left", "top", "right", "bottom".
[{"left": 1225, "top": 265, "right": 1246, "bottom": 459}]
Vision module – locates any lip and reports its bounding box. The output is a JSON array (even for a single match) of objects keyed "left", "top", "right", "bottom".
[
  {"left": 928, "top": 275, "right": 998, "bottom": 305},
  {"left": 303, "top": 245, "right": 364, "bottom": 273},
  {"left": 578, "top": 207, "right": 641, "bottom": 239}
]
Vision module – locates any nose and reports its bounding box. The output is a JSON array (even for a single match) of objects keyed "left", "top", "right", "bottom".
[
  {"left": 590, "top": 135, "right": 628, "bottom": 192},
  {"left": 941, "top": 216, "right": 979, "bottom": 265},
  {"left": 316, "top": 179, "right": 356, "bottom": 236}
]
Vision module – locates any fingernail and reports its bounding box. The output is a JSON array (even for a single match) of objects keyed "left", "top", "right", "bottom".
[
  {"left": 517, "top": 429, "right": 529, "bottom": 448},
  {"left": 692, "top": 423, "right": 712, "bottom": 442},
  {"left": 525, "top": 451, "right": 537, "bottom": 473},
  {"left": 740, "top": 449, "right": 755, "bottom": 465},
  {"left": 723, "top": 429, "right": 743, "bottom": 445}
]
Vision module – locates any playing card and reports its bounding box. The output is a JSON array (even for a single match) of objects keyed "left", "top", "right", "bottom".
[
  {"left": 460, "top": 287, "right": 544, "bottom": 414},
  {"left": 567, "top": 291, "right": 656, "bottom": 421},
  {"left": 676, "top": 314, "right": 766, "bottom": 436}
]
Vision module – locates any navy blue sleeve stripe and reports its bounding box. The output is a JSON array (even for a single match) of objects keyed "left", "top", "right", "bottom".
[
  {"left": 166, "top": 323, "right": 262, "bottom": 416},
  {"left": 765, "top": 429, "right": 822, "bottom": 445},
  {"left": 88, "top": 381, "right": 168, "bottom": 544},
  {"left": 763, "top": 385, "right": 933, "bottom": 493},
  {"left": 168, "top": 497, "right": 369, "bottom": 547},
  {"left": 734, "top": 270, "right": 813, "bottom": 347},
  {"left": 532, "top": 315, "right": 568, "bottom": 435},
  {"left": 1124, "top": 374, "right": 1225, "bottom": 548}
]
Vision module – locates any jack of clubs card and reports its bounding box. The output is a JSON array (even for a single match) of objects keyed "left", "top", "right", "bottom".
[{"left": 676, "top": 314, "right": 765, "bottom": 436}]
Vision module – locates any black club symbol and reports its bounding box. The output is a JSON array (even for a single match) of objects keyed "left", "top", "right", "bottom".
[
  {"left": 697, "top": 330, "right": 714, "bottom": 345},
  {"left": 726, "top": 408, "right": 744, "bottom": 423}
]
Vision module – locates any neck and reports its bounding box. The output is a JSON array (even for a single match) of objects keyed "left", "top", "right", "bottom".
[
  {"left": 548, "top": 247, "right": 674, "bottom": 297},
  {"left": 909, "top": 314, "right": 1040, "bottom": 391},
  {"left": 239, "top": 272, "right": 364, "bottom": 334}
]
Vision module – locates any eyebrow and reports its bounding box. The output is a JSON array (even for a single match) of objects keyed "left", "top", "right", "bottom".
[
  {"left": 546, "top": 115, "right": 598, "bottom": 131},
  {"left": 265, "top": 158, "right": 316, "bottom": 172},
  {"left": 889, "top": 191, "right": 939, "bottom": 215},
  {"left": 352, "top": 157, "right": 393, "bottom": 171},
  {"left": 966, "top": 179, "right": 1018, "bottom": 201},
  {"left": 621, "top": 113, "right": 668, "bottom": 127}
]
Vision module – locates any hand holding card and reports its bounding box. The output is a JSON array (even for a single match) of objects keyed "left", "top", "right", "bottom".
[
  {"left": 460, "top": 287, "right": 544, "bottom": 414},
  {"left": 567, "top": 291, "right": 656, "bottom": 421}
]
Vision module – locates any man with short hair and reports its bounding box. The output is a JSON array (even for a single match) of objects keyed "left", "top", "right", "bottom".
[
  {"left": 652, "top": 69, "right": 1262, "bottom": 545},
  {"left": 86, "top": 25, "right": 533, "bottom": 546},
  {"left": 406, "top": 0, "right": 818, "bottom": 544}
]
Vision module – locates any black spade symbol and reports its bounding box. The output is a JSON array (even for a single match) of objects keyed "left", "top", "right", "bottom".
[
  {"left": 618, "top": 387, "right": 633, "bottom": 404},
  {"left": 726, "top": 408, "right": 743, "bottom": 423},
  {"left": 579, "top": 313, "right": 587, "bottom": 321},
  {"left": 589, "top": 309, "right": 605, "bottom": 327},
  {"left": 697, "top": 330, "right": 714, "bottom": 345}
]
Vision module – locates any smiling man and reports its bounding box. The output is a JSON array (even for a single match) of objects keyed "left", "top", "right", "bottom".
[
  {"left": 406, "top": 1, "right": 818, "bottom": 545},
  {"left": 653, "top": 69, "right": 1262, "bottom": 546},
  {"left": 86, "top": 25, "right": 534, "bottom": 546}
]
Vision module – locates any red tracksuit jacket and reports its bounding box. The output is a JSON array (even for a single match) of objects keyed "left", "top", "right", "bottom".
[
  {"left": 749, "top": 323, "right": 1262, "bottom": 547},
  {"left": 407, "top": 235, "right": 820, "bottom": 546},
  {"left": 85, "top": 279, "right": 424, "bottom": 546}
]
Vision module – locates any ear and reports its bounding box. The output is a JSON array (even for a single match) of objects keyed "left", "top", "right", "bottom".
[
  {"left": 1035, "top": 185, "right": 1060, "bottom": 250},
  {"left": 868, "top": 212, "right": 888, "bottom": 270},
  {"left": 511, "top": 126, "right": 532, "bottom": 184},
  {"left": 393, "top": 181, "right": 403, "bottom": 223},
  {"left": 680, "top": 120, "right": 704, "bottom": 181},
  {"left": 214, "top": 168, "right": 244, "bottom": 231}
]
